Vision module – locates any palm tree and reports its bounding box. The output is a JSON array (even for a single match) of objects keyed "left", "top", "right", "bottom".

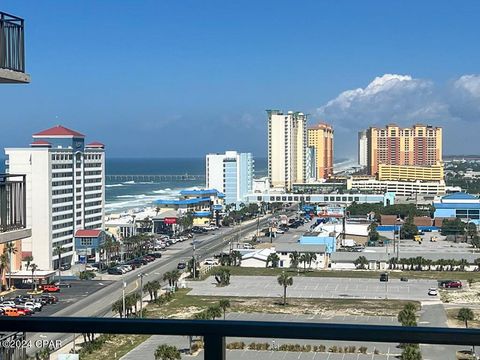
[
  {"left": 163, "top": 270, "right": 181, "bottom": 290},
  {"left": 30, "top": 263, "right": 38, "bottom": 292},
  {"left": 277, "top": 271, "right": 293, "bottom": 306},
  {"left": 214, "top": 268, "right": 231, "bottom": 286},
  {"left": 154, "top": 344, "right": 181, "bottom": 360},
  {"left": 4, "top": 242, "right": 17, "bottom": 290},
  {"left": 0, "top": 253, "right": 9, "bottom": 290},
  {"left": 289, "top": 251, "right": 300, "bottom": 269},
  {"left": 354, "top": 256, "right": 368, "bottom": 270},
  {"left": 112, "top": 299, "right": 124, "bottom": 318},
  {"left": 424, "top": 259, "right": 433, "bottom": 271},
  {"left": 457, "top": 307, "right": 474, "bottom": 328},
  {"left": 475, "top": 258, "right": 480, "bottom": 272},
  {"left": 389, "top": 257, "right": 397, "bottom": 270},
  {"left": 231, "top": 250, "right": 242, "bottom": 266},
  {"left": 458, "top": 259, "right": 469, "bottom": 271},
  {"left": 23, "top": 255, "right": 33, "bottom": 271},
  {"left": 266, "top": 253, "right": 280, "bottom": 268},
  {"left": 206, "top": 305, "right": 222, "bottom": 320},
  {"left": 53, "top": 244, "right": 67, "bottom": 281},
  {"left": 219, "top": 299, "right": 231, "bottom": 320},
  {"left": 299, "top": 253, "right": 308, "bottom": 273},
  {"left": 400, "top": 344, "right": 422, "bottom": 360},
  {"left": 155, "top": 206, "right": 161, "bottom": 216},
  {"left": 307, "top": 253, "right": 317, "bottom": 269}
]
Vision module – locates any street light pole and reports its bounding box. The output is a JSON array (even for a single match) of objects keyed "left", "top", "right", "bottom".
[
  {"left": 193, "top": 242, "right": 196, "bottom": 279},
  {"left": 138, "top": 272, "right": 147, "bottom": 318},
  {"left": 122, "top": 274, "right": 126, "bottom": 318}
]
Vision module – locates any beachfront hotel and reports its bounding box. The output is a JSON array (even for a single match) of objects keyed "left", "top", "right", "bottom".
[
  {"left": 4, "top": 126, "right": 105, "bottom": 270},
  {"left": 205, "top": 151, "right": 254, "bottom": 206},
  {"left": 307, "top": 122, "right": 334, "bottom": 180},
  {"left": 365, "top": 124, "right": 443, "bottom": 176},
  {"left": 267, "top": 110, "right": 307, "bottom": 191}
]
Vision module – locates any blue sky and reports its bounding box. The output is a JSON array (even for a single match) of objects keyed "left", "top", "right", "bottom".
[{"left": 2, "top": 1, "right": 480, "bottom": 158}]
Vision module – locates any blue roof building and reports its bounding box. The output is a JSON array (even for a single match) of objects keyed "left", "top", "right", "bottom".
[{"left": 434, "top": 192, "right": 480, "bottom": 225}]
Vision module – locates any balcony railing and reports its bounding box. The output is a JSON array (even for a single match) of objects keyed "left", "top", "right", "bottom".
[
  {"left": 0, "top": 317, "right": 479, "bottom": 360},
  {"left": 0, "top": 12, "right": 25, "bottom": 73},
  {"left": 0, "top": 174, "right": 27, "bottom": 233}
]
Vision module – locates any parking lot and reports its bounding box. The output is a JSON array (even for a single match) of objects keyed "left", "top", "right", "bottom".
[
  {"left": 187, "top": 276, "right": 437, "bottom": 301},
  {"left": 5, "top": 280, "right": 113, "bottom": 316}
]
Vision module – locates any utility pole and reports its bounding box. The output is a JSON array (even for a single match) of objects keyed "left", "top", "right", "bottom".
[
  {"left": 193, "top": 242, "right": 196, "bottom": 279},
  {"left": 138, "top": 272, "right": 147, "bottom": 318},
  {"left": 122, "top": 274, "right": 126, "bottom": 318}
]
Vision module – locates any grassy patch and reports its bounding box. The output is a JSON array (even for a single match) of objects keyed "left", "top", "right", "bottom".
[
  {"left": 144, "top": 288, "right": 418, "bottom": 319},
  {"left": 80, "top": 334, "right": 150, "bottom": 360},
  {"left": 223, "top": 266, "right": 480, "bottom": 281},
  {"left": 446, "top": 308, "right": 480, "bottom": 329}
]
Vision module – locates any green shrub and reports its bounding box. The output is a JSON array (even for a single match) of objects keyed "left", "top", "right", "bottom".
[
  {"left": 359, "top": 346, "right": 368, "bottom": 354},
  {"left": 329, "top": 346, "right": 338, "bottom": 353}
]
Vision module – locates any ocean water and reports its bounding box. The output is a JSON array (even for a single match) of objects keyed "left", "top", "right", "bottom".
[{"left": 105, "top": 157, "right": 268, "bottom": 213}]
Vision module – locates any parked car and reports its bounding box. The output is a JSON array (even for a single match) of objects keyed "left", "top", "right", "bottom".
[
  {"left": 428, "top": 288, "right": 438, "bottom": 296},
  {"left": 54, "top": 282, "right": 72, "bottom": 288},
  {"left": 42, "top": 284, "right": 60, "bottom": 293},
  {"left": 379, "top": 273, "right": 389, "bottom": 282},
  {"left": 275, "top": 229, "right": 285, "bottom": 234},
  {"left": 40, "top": 294, "right": 58, "bottom": 304},
  {"left": 442, "top": 280, "right": 462, "bottom": 289},
  {"left": 24, "top": 301, "right": 42, "bottom": 312},
  {"left": 400, "top": 277, "right": 408, "bottom": 282},
  {"left": 3, "top": 308, "right": 21, "bottom": 317},
  {"left": 242, "top": 243, "right": 254, "bottom": 249},
  {"left": 147, "top": 252, "right": 162, "bottom": 259},
  {"left": 60, "top": 263, "right": 72, "bottom": 271},
  {"left": 15, "top": 306, "right": 33, "bottom": 316},
  {"left": 107, "top": 267, "right": 123, "bottom": 275},
  {"left": 204, "top": 259, "right": 218, "bottom": 266},
  {"left": 177, "top": 262, "right": 186, "bottom": 270},
  {"left": 2, "top": 301, "right": 16, "bottom": 308}
]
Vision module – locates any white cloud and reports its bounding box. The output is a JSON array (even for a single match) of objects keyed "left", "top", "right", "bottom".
[{"left": 315, "top": 73, "right": 480, "bottom": 157}]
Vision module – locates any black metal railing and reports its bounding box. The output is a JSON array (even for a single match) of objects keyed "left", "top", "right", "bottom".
[
  {"left": 0, "top": 174, "right": 27, "bottom": 233},
  {"left": 0, "top": 12, "right": 25, "bottom": 72},
  {"left": 0, "top": 317, "right": 480, "bottom": 360}
]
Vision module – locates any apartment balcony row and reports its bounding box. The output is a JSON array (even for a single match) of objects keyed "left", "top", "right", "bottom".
[
  {"left": 0, "top": 174, "right": 31, "bottom": 244},
  {"left": 0, "top": 12, "right": 30, "bottom": 83},
  {"left": 0, "top": 317, "right": 479, "bottom": 360}
]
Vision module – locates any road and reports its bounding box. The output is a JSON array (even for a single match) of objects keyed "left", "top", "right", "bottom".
[{"left": 25, "top": 213, "right": 278, "bottom": 356}]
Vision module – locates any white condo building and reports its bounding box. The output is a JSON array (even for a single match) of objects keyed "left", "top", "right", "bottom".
[
  {"left": 267, "top": 110, "right": 307, "bottom": 191},
  {"left": 358, "top": 130, "right": 368, "bottom": 167},
  {"left": 206, "top": 151, "right": 254, "bottom": 206},
  {"left": 5, "top": 125, "right": 105, "bottom": 270}
]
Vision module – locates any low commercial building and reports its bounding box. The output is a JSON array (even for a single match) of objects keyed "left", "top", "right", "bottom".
[
  {"left": 274, "top": 243, "right": 327, "bottom": 269},
  {"left": 245, "top": 192, "right": 394, "bottom": 206},
  {"left": 434, "top": 192, "right": 480, "bottom": 225},
  {"left": 74, "top": 229, "right": 106, "bottom": 263},
  {"left": 241, "top": 248, "right": 275, "bottom": 268},
  {"left": 378, "top": 163, "right": 444, "bottom": 181},
  {"left": 154, "top": 189, "right": 225, "bottom": 227},
  {"left": 330, "top": 252, "right": 388, "bottom": 270},
  {"left": 347, "top": 177, "right": 446, "bottom": 196}
]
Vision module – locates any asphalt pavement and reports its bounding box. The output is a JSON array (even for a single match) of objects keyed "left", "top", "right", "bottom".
[
  {"left": 188, "top": 276, "right": 438, "bottom": 301},
  {"left": 23, "top": 214, "right": 277, "bottom": 356}
]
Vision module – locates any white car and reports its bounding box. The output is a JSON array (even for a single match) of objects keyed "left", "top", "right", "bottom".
[
  {"left": 2, "top": 301, "right": 16, "bottom": 308},
  {"left": 85, "top": 265, "right": 97, "bottom": 271},
  {"left": 276, "top": 229, "right": 285, "bottom": 234},
  {"left": 204, "top": 259, "right": 218, "bottom": 266},
  {"left": 24, "top": 301, "right": 42, "bottom": 311},
  {"left": 428, "top": 288, "right": 438, "bottom": 296},
  {"left": 119, "top": 265, "right": 132, "bottom": 272},
  {"left": 243, "top": 243, "right": 253, "bottom": 249}
]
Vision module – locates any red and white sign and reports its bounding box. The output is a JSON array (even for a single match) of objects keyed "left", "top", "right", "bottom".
[{"left": 164, "top": 217, "right": 177, "bottom": 224}]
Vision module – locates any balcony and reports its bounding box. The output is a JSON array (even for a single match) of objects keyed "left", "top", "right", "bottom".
[
  {"left": 0, "top": 317, "right": 479, "bottom": 360},
  {"left": 0, "top": 12, "right": 30, "bottom": 84},
  {"left": 0, "top": 174, "right": 31, "bottom": 243}
]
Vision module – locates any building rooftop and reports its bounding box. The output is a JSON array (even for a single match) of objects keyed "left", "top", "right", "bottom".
[
  {"left": 154, "top": 197, "right": 211, "bottom": 206},
  {"left": 33, "top": 125, "right": 85, "bottom": 138},
  {"left": 86, "top": 142, "right": 105, "bottom": 148},
  {"left": 75, "top": 229, "right": 102, "bottom": 237},
  {"left": 441, "top": 192, "right": 479, "bottom": 201},
  {"left": 274, "top": 243, "right": 327, "bottom": 253},
  {"left": 180, "top": 189, "right": 225, "bottom": 198},
  {"left": 30, "top": 140, "right": 52, "bottom": 147}
]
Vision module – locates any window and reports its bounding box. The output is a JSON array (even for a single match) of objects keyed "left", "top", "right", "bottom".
[{"left": 80, "top": 238, "right": 93, "bottom": 247}]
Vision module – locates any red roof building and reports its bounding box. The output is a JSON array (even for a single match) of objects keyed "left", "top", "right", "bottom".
[
  {"left": 30, "top": 140, "right": 52, "bottom": 147},
  {"left": 33, "top": 125, "right": 85, "bottom": 138},
  {"left": 86, "top": 142, "right": 105, "bottom": 149},
  {"left": 75, "top": 229, "right": 102, "bottom": 237}
]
